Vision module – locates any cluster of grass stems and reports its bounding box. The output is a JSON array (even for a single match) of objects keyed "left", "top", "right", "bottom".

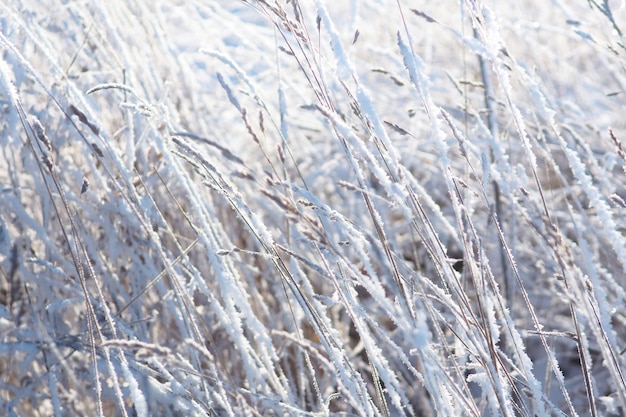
[{"left": 1, "top": 0, "right": 626, "bottom": 416}]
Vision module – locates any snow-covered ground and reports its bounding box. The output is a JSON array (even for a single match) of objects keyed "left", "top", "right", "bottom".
[{"left": 2, "top": 1, "right": 626, "bottom": 416}]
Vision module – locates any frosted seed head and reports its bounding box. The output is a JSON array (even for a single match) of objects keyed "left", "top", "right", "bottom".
[
  {"left": 81, "top": 177, "right": 89, "bottom": 195},
  {"left": 31, "top": 118, "right": 52, "bottom": 152}
]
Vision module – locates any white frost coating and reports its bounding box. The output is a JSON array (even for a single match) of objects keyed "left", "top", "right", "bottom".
[
  {"left": 124, "top": 104, "right": 135, "bottom": 173},
  {"left": 120, "top": 359, "right": 148, "bottom": 417},
  {"left": 278, "top": 83, "right": 289, "bottom": 141},
  {"left": 324, "top": 107, "right": 407, "bottom": 206},
  {"left": 481, "top": 151, "right": 491, "bottom": 185},
  {"left": 48, "top": 372, "right": 61, "bottom": 417},
  {"left": 316, "top": 0, "right": 355, "bottom": 81},
  {"left": 201, "top": 49, "right": 263, "bottom": 105},
  {"left": 482, "top": 290, "right": 501, "bottom": 347},
  {"left": 470, "top": 8, "right": 540, "bottom": 179},
  {"left": 396, "top": 31, "right": 451, "bottom": 175},
  {"left": 599, "top": 396, "right": 619, "bottom": 415},
  {"left": 420, "top": 347, "right": 457, "bottom": 415},
  {"left": 0, "top": 55, "right": 21, "bottom": 109},
  {"left": 525, "top": 72, "right": 626, "bottom": 273},
  {"left": 5, "top": 1, "right": 626, "bottom": 415},
  {"left": 498, "top": 292, "right": 550, "bottom": 417},
  {"left": 354, "top": 85, "right": 402, "bottom": 164},
  {"left": 174, "top": 139, "right": 291, "bottom": 403},
  {"left": 341, "top": 295, "right": 412, "bottom": 415},
  {"left": 292, "top": 184, "right": 381, "bottom": 280},
  {"left": 468, "top": 368, "right": 512, "bottom": 417},
  {"left": 579, "top": 233, "right": 623, "bottom": 345},
  {"left": 144, "top": 357, "right": 202, "bottom": 413},
  {"left": 410, "top": 315, "right": 429, "bottom": 350}
]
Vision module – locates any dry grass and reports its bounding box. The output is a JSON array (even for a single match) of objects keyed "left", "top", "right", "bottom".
[{"left": 1, "top": 1, "right": 626, "bottom": 416}]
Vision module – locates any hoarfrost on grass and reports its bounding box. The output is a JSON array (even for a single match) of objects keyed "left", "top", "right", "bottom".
[{"left": 2, "top": 0, "right": 626, "bottom": 416}]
